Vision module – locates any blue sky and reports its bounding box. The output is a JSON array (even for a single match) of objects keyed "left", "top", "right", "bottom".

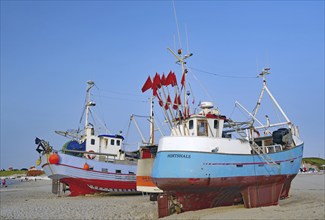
[{"left": 1, "top": 1, "right": 324, "bottom": 169}]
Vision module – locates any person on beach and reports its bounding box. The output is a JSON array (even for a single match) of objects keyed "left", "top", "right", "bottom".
[{"left": 2, "top": 179, "right": 6, "bottom": 187}]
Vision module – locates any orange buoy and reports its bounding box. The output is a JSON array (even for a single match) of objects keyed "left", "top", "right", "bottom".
[
  {"left": 83, "top": 163, "right": 89, "bottom": 170},
  {"left": 49, "top": 153, "right": 60, "bottom": 164}
]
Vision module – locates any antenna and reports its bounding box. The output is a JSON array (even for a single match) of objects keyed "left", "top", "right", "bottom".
[
  {"left": 172, "top": 0, "right": 182, "bottom": 49},
  {"left": 259, "top": 67, "right": 271, "bottom": 84},
  {"left": 265, "top": 48, "right": 270, "bottom": 68},
  {"left": 256, "top": 56, "right": 259, "bottom": 76},
  {"left": 185, "top": 24, "right": 190, "bottom": 54}
]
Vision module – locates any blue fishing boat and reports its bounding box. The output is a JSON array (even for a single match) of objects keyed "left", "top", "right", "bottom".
[{"left": 141, "top": 49, "right": 303, "bottom": 217}]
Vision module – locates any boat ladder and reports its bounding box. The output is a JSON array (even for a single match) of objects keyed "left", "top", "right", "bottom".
[{"left": 251, "top": 142, "right": 280, "bottom": 174}]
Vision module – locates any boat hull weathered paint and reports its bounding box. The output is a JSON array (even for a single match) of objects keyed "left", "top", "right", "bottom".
[
  {"left": 152, "top": 143, "right": 303, "bottom": 217},
  {"left": 136, "top": 158, "right": 163, "bottom": 194},
  {"left": 41, "top": 152, "right": 137, "bottom": 196}
]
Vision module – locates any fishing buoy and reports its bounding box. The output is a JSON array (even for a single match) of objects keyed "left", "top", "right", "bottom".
[
  {"left": 36, "top": 158, "right": 41, "bottom": 166},
  {"left": 83, "top": 163, "right": 89, "bottom": 170},
  {"left": 49, "top": 153, "right": 60, "bottom": 164}
]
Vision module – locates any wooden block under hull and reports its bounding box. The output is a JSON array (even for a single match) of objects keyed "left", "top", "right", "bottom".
[{"left": 241, "top": 182, "right": 284, "bottom": 208}]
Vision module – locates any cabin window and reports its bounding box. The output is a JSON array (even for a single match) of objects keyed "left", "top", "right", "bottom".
[
  {"left": 214, "top": 120, "right": 219, "bottom": 129},
  {"left": 102, "top": 168, "right": 108, "bottom": 172},
  {"left": 111, "top": 139, "right": 115, "bottom": 145},
  {"left": 197, "top": 120, "right": 208, "bottom": 136},
  {"left": 189, "top": 120, "right": 194, "bottom": 129},
  {"left": 116, "top": 140, "right": 121, "bottom": 146},
  {"left": 129, "top": 171, "right": 134, "bottom": 174},
  {"left": 91, "top": 139, "right": 95, "bottom": 145},
  {"left": 116, "top": 170, "right": 121, "bottom": 174}
]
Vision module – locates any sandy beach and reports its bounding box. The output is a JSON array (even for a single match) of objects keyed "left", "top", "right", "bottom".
[{"left": 0, "top": 173, "right": 324, "bottom": 220}]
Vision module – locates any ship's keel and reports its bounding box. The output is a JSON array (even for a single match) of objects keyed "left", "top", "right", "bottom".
[{"left": 61, "top": 178, "right": 97, "bottom": 196}]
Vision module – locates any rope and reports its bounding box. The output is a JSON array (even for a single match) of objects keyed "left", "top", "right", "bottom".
[
  {"left": 188, "top": 66, "right": 257, "bottom": 79},
  {"left": 123, "top": 117, "right": 133, "bottom": 147},
  {"left": 94, "top": 84, "right": 110, "bottom": 133},
  {"left": 92, "top": 94, "right": 147, "bottom": 103},
  {"left": 187, "top": 67, "right": 215, "bottom": 105},
  {"left": 269, "top": 94, "right": 282, "bottom": 124}
]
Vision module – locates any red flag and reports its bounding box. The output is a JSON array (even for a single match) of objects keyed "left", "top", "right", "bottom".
[
  {"left": 141, "top": 76, "right": 152, "bottom": 93},
  {"left": 152, "top": 73, "right": 161, "bottom": 96},
  {"left": 165, "top": 71, "right": 173, "bottom": 86},
  {"left": 173, "top": 94, "right": 181, "bottom": 110},
  {"left": 181, "top": 71, "right": 186, "bottom": 89},
  {"left": 164, "top": 95, "right": 172, "bottom": 110},
  {"left": 165, "top": 71, "right": 178, "bottom": 87},
  {"left": 171, "top": 72, "right": 177, "bottom": 87},
  {"left": 167, "top": 95, "right": 172, "bottom": 104},
  {"left": 153, "top": 72, "right": 161, "bottom": 89},
  {"left": 161, "top": 74, "right": 166, "bottom": 86},
  {"left": 173, "top": 96, "right": 178, "bottom": 110},
  {"left": 164, "top": 103, "right": 169, "bottom": 110}
]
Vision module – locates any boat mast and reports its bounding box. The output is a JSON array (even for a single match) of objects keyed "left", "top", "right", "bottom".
[
  {"left": 149, "top": 97, "right": 155, "bottom": 144},
  {"left": 85, "top": 81, "right": 95, "bottom": 132},
  {"left": 167, "top": 48, "right": 193, "bottom": 113},
  {"left": 254, "top": 68, "right": 291, "bottom": 127}
]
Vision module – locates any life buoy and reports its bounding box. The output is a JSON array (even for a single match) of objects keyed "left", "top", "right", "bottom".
[{"left": 87, "top": 150, "right": 95, "bottom": 159}]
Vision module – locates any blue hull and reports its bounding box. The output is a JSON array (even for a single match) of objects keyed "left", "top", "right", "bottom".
[
  {"left": 152, "top": 144, "right": 303, "bottom": 217},
  {"left": 152, "top": 144, "right": 303, "bottom": 179}
]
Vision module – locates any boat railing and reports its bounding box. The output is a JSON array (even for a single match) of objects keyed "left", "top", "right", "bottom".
[
  {"left": 250, "top": 141, "right": 280, "bottom": 174},
  {"left": 61, "top": 149, "right": 138, "bottom": 164},
  {"left": 62, "top": 149, "right": 117, "bottom": 159}
]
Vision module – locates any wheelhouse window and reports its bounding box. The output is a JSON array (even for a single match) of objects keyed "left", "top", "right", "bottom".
[
  {"left": 116, "top": 140, "right": 121, "bottom": 146},
  {"left": 111, "top": 139, "right": 115, "bottom": 146},
  {"left": 91, "top": 139, "right": 95, "bottom": 145},
  {"left": 197, "top": 120, "right": 208, "bottom": 136},
  {"left": 189, "top": 120, "right": 194, "bottom": 129},
  {"left": 214, "top": 120, "right": 219, "bottom": 129}
]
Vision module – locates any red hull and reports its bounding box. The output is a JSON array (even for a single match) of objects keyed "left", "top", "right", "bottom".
[
  {"left": 155, "top": 174, "right": 296, "bottom": 218},
  {"left": 60, "top": 178, "right": 137, "bottom": 196}
]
